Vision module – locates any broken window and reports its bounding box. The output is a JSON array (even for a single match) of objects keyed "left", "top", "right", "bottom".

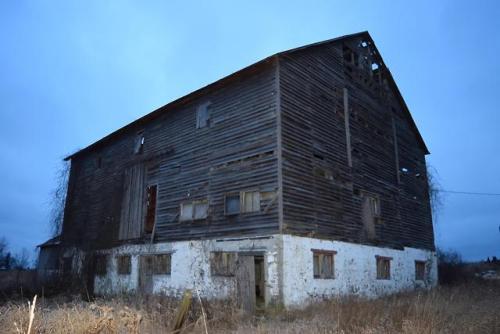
[
  {"left": 153, "top": 254, "right": 171, "bottom": 275},
  {"left": 312, "top": 250, "right": 335, "bottom": 279},
  {"left": 144, "top": 185, "right": 157, "bottom": 233},
  {"left": 180, "top": 200, "right": 209, "bottom": 221},
  {"left": 210, "top": 252, "right": 237, "bottom": 276},
  {"left": 224, "top": 191, "right": 260, "bottom": 215},
  {"left": 117, "top": 255, "right": 131, "bottom": 275},
  {"left": 415, "top": 261, "right": 426, "bottom": 281},
  {"left": 376, "top": 256, "right": 391, "bottom": 280},
  {"left": 196, "top": 102, "right": 211, "bottom": 128},
  {"left": 134, "top": 132, "right": 145, "bottom": 154},
  {"left": 94, "top": 255, "right": 108, "bottom": 277}
]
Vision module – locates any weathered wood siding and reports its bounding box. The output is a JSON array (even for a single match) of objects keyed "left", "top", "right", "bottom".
[
  {"left": 61, "top": 60, "right": 279, "bottom": 250},
  {"left": 278, "top": 38, "right": 434, "bottom": 250}
]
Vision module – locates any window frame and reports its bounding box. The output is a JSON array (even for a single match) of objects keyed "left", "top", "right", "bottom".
[
  {"left": 376, "top": 255, "right": 392, "bottom": 280},
  {"left": 180, "top": 199, "right": 209, "bottom": 222},
  {"left": 312, "top": 249, "right": 336, "bottom": 279},
  {"left": 153, "top": 253, "right": 172, "bottom": 275},
  {"left": 94, "top": 254, "right": 108, "bottom": 277},
  {"left": 133, "top": 131, "right": 145, "bottom": 155},
  {"left": 210, "top": 251, "right": 237, "bottom": 277},
  {"left": 117, "top": 255, "right": 131, "bottom": 275},
  {"left": 415, "top": 260, "right": 426, "bottom": 281},
  {"left": 224, "top": 191, "right": 261, "bottom": 215},
  {"left": 196, "top": 102, "right": 211, "bottom": 129}
]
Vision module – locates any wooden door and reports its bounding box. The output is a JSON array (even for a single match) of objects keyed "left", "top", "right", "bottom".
[
  {"left": 139, "top": 255, "right": 154, "bottom": 294},
  {"left": 236, "top": 255, "right": 256, "bottom": 313}
]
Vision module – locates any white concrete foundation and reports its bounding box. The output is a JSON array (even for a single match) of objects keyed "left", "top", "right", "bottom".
[{"left": 92, "top": 234, "right": 437, "bottom": 308}]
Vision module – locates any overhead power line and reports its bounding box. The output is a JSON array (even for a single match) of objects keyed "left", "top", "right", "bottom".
[{"left": 439, "top": 190, "right": 500, "bottom": 196}]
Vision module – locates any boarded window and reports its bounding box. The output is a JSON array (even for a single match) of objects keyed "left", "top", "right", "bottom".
[
  {"left": 312, "top": 250, "right": 335, "bottom": 279},
  {"left": 95, "top": 255, "right": 108, "bottom": 277},
  {"left": 144, "top": 185, "right": 157, "bottom": 233},
  {"left": 415, "top": 261, "right": 426, "bottom": 281},
  {"left": 210, "top": 252, "right": 237, "bottom": 276},
  {"left": 134, "top": 132, "right": 145, "bottom": 154},
  {"left": 117, "top": 255, "right": 131, "bottom": 275},
  {"left": 376, "top": 256, "right": 391, "bottom": 280},
  {"left": 153, "top": 254, "right": 171, "bottom": 275},
  {"left": 225, "top": 193, "right": 240, "bottom": 215},
  {"left": 196, "top": 102, "right": 211, "bottom": 128},
  {"left": 180, "top": 200, "right": 208, "bottom": 221}
]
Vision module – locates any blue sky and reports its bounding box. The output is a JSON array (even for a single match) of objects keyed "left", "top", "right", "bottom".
[{"left": 0, "top": 1, "right": 498, "bottom": 261}]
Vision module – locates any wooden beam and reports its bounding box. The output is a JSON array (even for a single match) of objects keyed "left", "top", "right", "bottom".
[{"left": 343, "top": 88, "right": 353, "bottom": 168}]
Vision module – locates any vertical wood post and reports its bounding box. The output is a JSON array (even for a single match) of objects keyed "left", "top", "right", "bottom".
[{"left": 343, "top": 88, "right": 352, "bottom": 168}]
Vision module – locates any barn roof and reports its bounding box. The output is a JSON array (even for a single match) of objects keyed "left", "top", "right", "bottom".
[{"left": 65, "top": 31, "right": 428, "bottom": 160}]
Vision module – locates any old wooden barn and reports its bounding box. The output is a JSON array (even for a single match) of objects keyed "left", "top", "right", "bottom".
[{"left": 39, "top": 31, "right": 437, "bottom": 310}]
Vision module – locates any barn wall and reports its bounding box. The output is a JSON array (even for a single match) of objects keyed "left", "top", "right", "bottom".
[
  {"left": 281, "top": 235, "right": 438, "bottom": 307},
  {"left": 62, "top": 60, "right": 279, "bottom": 250},
  {"left": 278, "top": 38, "right": 435, "bottom": 250}
]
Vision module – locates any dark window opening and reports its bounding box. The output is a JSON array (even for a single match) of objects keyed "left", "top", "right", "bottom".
[
  {"left": 211, "top": 252, "right": 237, "bottom": 276},
  {"left": 153, "top": 254, "right": 171, "bottom": 275},
  {"left": 144, "top": 185, "right": 157, "bottom": 233},
  {"left": 312, "top": 250, "right": 336, "bottom": 279},
  {"left": 117, "top": 255, "right": 131, "bottom": 275},
  {"left": 376, "top": 256, "right": 391, "bottom": 280},
  {"left": 96, "top": 157, "right": 102, "bottom": 169},
  {"left": 313, "top": 152, "right": 324, "bottom": 160},
  {"left": 415, "top": 261, "right": 426, "bottom": 281}
]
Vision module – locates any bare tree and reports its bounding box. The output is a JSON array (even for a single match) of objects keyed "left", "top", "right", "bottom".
[
  {"left": 49, "top": 160, "right": 70, "bottom": 237},
  {"left": 426, "top": 164, "right": 443, "bottom": 222}
]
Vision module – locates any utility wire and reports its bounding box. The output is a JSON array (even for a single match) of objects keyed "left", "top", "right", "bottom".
[{"left": 439, "top": 190, "right": 500, "bottom": 196}]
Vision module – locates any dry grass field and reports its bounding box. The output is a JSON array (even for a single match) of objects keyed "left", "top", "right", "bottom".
[{"left": 1, "top": 280, "right": 499, "bottom": 334}]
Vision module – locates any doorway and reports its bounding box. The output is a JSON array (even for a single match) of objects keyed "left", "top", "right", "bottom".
[
  {"left": 236, "top": 254, "right": 266, "bottom": 313},
  {"left": 139, "top": 255, "right": 154, "bottom": 294}
]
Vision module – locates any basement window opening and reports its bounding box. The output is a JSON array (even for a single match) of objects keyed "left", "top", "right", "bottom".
[
  {"left": 95, "top": 255, "right": 108, "bottom": 277},
  {"left": 153, "top": 254, "right": 171, "bottom": 275},
  {"left": 415, "top": 261, "right": 426, "bottom": 281},
  {"left": 312, "top": 250, "right": 336, "bottom": 279},
  {"left": 117, "top": 255, "right": 131, "bottom": 275},
  {"left": 210, "top": 252, "right": 237, "bottom": 277},
  {"left": 376, "top": 256, "right": 391, "bottom": 280}
]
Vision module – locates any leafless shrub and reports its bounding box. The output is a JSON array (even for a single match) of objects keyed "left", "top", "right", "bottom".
[{"left": 426, "top": 164, "right": 443, "bottom": 222}]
